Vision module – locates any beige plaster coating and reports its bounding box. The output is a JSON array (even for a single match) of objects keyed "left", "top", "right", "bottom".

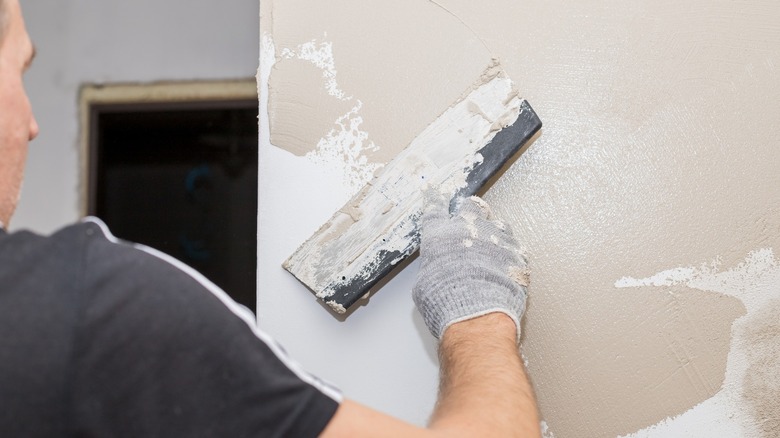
[
  {"left": 616, "top": 248, "right": 780, "bottom": 436},
  {"left": 264, "top": 0, "right": 780, "bottom": 436},
  {"left": 267, "top": 0, "right": 491, "bottom": 164},
  {"left": 268, "top": 57, "right": 355, "bottom": 157},
  {"left": 741, "top": 299, "right": 780, "bottom": 437}
]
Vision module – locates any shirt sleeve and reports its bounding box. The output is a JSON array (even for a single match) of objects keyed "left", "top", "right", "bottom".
[{"left": 71, "top": 220, "right": 341, "bottom": 438}]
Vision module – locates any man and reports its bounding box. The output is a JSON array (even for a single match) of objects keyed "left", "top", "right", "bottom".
[{"left": 0, "top": 0, "right": 540, "bottom": 436}]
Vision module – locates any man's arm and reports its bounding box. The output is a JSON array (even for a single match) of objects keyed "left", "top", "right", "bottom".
[
  {"left": 322, "top": 194, "right": 540, "bottom": 437},
  {"left": 321, "top": 313, "right": 539, "bottom": 437},
  {"left": 431, "top": 313, "right": 539, "bottom": 436}
]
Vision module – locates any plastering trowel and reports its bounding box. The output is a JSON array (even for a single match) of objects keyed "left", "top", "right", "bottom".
[{"left": 283, "top": 65, "right": 542, "bottom": 314}]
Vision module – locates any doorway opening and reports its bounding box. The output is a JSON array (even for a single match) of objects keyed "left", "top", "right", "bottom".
[{"left": 81, "top": 81, "right": 258, "bottom": 311}]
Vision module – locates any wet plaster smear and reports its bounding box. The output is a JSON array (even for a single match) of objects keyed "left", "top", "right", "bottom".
[{"left": 260, "top": 0, "right": 780, "bottom": 436}]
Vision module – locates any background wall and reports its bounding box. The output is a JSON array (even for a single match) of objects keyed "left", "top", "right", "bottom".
[
  {"left": 16, "top": 0, "right": 259, "bottom": 234},
  {"left": 259, "top": 1, "right": 780, "bottom": 437}
]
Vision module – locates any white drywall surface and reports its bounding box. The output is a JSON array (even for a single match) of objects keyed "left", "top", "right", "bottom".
[{"left": 257, "top": 36, "right": 440, "bottom": 424}]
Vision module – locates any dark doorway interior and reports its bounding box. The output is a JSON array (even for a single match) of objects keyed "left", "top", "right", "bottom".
[{"left": 88, "top": 100, "right": 258, "bottom": 312}]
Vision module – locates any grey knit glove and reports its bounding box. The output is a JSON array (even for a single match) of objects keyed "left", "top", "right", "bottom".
[{"left": 413, "top": 193, "right": 529, "bottom": 341}]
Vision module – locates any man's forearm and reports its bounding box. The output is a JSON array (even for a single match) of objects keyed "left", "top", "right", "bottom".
[
  {"left": 430, "top": 312, "right": 540, "bottom": 437},
  {"left": 321, "top": 196, "right": 538, "bottom": 437},
  {"left": 320, "top": 312, "right": 541, "bottom": 438}
]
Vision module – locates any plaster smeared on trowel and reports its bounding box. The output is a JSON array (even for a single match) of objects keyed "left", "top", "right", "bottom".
[{"left": 284, "top": 61, "right": 541, "bottom": 313}]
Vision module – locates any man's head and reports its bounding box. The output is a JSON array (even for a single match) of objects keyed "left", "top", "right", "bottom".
[{"left": 0, "top": 0, "right": 38, "bottom": 228}]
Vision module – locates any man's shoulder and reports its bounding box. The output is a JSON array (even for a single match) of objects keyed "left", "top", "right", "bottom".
[
  {"left": 0, "top": 218, "right": 114, "bottom": 253},
  {"left": 0, "top": 220, "right": 95, "bottom": 276},
  {"left": 0, "top": 217, "right": 187, "bottom": 299},
  {"left": 0, "top": 217, "right": 230, "bottom": 308}
]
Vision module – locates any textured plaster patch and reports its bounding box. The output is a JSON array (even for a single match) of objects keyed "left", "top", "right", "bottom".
[
  {"left": 268, "top": 0, "right": 492, "bottom": 165},
  {"left": 268, "top": 35, "right": 383, "bottom": 198},
  {"left": 617, "top": 248, "right": 780, "bottom": 437},
  {"left": 279, "top": 37, "right": 352, "bottom": 101},
  {"left": 267, "top": 58, "right": 355, "bottom": 157}
]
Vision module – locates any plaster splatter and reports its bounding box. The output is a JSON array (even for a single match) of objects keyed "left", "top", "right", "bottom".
[
  {"left": 268, "top": 34, "right": 384, "bottom": 198},
  {"left": 541, "top": 420, "right": 556, "bottom": 438},
  {"left": 739, "top": 299, "right": 780, "bottom": 437},
  {"left": 279, "top": 36, "right": 351, "bottom": 101},
  {"left": 306, "top": 101, "right": 383, "bottom": 197},
  {"left": 509, "top": 266, "right": 531, "bottom": 288},
  {"left": 616, "top": 248, "right": 780, "bottom": 437}
]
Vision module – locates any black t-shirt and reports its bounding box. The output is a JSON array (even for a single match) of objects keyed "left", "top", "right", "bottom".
[{"left": 0, "top": 218, "right": 340, "bottom": 437}]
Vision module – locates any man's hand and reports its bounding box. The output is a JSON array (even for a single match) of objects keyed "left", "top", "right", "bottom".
[
  {"left": 413, "top": 192, "right": 529, "bottom": 340},
  {"left": 320, "top": 193, "right": 540, "bottom": 438}
]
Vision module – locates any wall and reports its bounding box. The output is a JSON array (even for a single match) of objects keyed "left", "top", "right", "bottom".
[
  {"left": 16, "top": 0, "right": 259, "bottom": 234},
  {"left": 259, "top": 0, "right": 780, "bottom": 436}
]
